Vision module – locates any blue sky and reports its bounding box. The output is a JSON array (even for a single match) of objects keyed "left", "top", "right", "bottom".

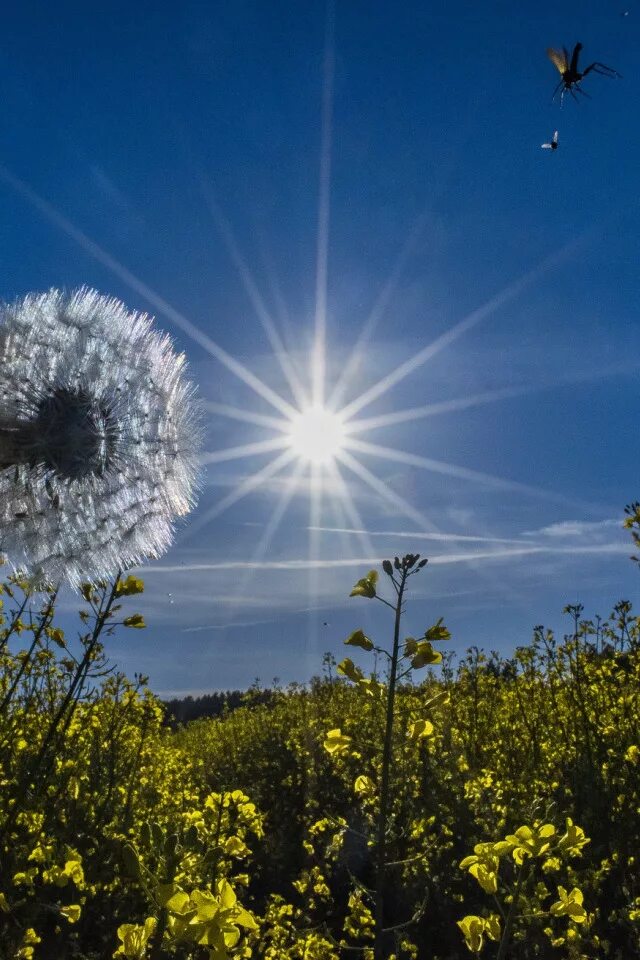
[{"left": 2, "top": 1, "right": 639, "bottom": 693}]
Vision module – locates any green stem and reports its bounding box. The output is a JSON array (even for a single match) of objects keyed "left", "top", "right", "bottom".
[
  {"left": 495, "top": 863, "right": 526, "bottom": 960},
  {"left": 373, "top": 569, "right": 407, "bottom": 960},
  {"left": 0, "top": 577, "right": 119, "bottom": 840}
]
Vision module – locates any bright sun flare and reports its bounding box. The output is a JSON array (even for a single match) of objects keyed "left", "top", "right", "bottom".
[
  {"left": 10, "top": 7, "right": 572, "bottom": 597},
  {"left": 287, "top": 405, "right": 346, "bottom": 465}
]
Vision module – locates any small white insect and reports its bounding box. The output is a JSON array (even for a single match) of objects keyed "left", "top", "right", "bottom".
[{"left": 542, "top": 130, "right": 559, "bottom": 151}]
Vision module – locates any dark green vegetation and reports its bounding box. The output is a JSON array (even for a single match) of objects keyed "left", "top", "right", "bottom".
[{"left": 0, "top": 508, "right": 639, "bottom": 958}]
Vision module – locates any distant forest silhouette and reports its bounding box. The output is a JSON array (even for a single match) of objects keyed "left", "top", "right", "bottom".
[{"left": 163, "top": 687, "right": 275, "bottom": 725}]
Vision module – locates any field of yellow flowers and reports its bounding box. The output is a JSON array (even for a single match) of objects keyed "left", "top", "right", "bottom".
[{"left": 1, "top": 507, "right": 640, "bottom": 959}]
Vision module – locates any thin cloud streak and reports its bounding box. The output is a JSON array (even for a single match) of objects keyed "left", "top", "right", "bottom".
[
  {"left": 182, "top": 618, "right": 279, "bottom": 633},
  {"left": 143, "top": 540, "right": 629, "bottom": 575},
  {"left": 308, "top": 525, "right": 531, "bottom": 545}
]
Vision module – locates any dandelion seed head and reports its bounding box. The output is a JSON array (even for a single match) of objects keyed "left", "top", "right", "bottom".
[{"left": 0, "top": 288, "right": 202, "bottom": 588}]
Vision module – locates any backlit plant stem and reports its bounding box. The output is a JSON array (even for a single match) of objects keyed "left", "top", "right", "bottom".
[
  {"left": 373, "top": 565, "right": 407, "bottom": 960},
  {"left": 495, "top": 862, "right": 526, "bottom": 960},
  {"left": 0, "top": 575, "right": 120, "bottom": 841}
]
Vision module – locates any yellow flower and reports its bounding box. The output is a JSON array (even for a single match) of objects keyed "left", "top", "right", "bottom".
[
  {"left": 60, "top": 904, "right": 82, "bottom": 923},
  {"left": 506, "top": 824, "right": 555, "bottom": 864},
  {"left": 114, "top": 918, "right": 157, "bottom": 958},
  {"left": 407, "top": 719, "right": 434, "bottom": 740},
  {"left": 550, "top": 886, "right": 587, "bottom": 923},
  {"left": 354, "top": 775, "right": 376, "bottom": 797},
  {"left": 323, "top": 729, "right": 352, "bottom": 755},
  {"left": 557, "top": 819, "right": 590, "bottom": 858},
  {"left": 457, "top": 915, "right": 497, "bottom": 954}
]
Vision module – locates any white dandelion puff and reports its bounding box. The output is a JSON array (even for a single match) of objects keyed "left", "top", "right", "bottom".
[{"left": 0, "top": 288, "right": 202, "bottom": 588}]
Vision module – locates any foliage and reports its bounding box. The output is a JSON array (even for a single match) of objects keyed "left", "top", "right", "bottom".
[{"left": 2, "top": 516, "right": 640, "bottom": 957}]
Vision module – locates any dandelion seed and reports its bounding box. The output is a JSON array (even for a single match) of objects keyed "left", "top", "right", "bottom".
[{"left": 0, "top": 288, "right": 202, "bottom": 588}]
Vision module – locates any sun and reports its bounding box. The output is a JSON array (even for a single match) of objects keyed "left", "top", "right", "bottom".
[{"left": 287, "top": 405, "right": 346, "bottom": 465}]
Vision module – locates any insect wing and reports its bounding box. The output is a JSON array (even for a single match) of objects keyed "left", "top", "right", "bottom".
[
  {"left": 541, "top": 143, "right": 552, "bottom": 149},
  {"left": 552, "top": 130, "right": 559, "bottom": 144},
  {"left": 547, "top": 47, "right": 568, "bottom": 74}
]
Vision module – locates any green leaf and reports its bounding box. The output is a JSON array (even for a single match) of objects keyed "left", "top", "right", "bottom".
[
  {"left": 424, "top": 618, "right": 451, "bottom": 643},
  {"left": 150, "top": 822, "right": 164, "bottom": 847},
  {"left": 349, "top": 570, "right": 378, "bottom": 599},
  {"left": 337, "top": 658, "right": 365, "bottom": 683},
  {"left": 354, "top": 775, "right": 376, "bottom": 797},
  {"left": 408, "top": 719, "right": 434, "bottom": 739},
  {"left": 344, "top": 629, "right": 373, "bottom": 651},
  {"left": 323, "top": 728, "right": 352, "bottom": 755},
  {"left": 123, "top": 614, "right": 146, "bottom": 629},
  {"left": 411, "top": 640, "right": 443, "bottom": 669},
  {"left": 121, "top": 844, "right": 142, "bottom": 880}
]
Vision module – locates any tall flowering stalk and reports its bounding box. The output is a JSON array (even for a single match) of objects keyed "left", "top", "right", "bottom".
[{"left": 0, "top": 288, "right": 201, "bottom": 587}]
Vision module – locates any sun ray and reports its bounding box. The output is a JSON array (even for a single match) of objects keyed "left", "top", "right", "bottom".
[
  {"left": 203, "top": 402, "right": 288, "bottom": 433},
  {"left": 307, "top": 460, "right": 324, "bottom": 671},
  {"left": 347, "top": 359, "right": 640, "bottom": 434},
  {"left": 329, "top": 206, "right": 432, "bottom": 410},
  {"left": 311, "top": 0, "right": 336, "bottom": 407},
  {"left": 198, "top": 178, "right": 309, "bottom": 409},
  {"left": 325, "top": 459, "right": 377, "bottom": 558},
  {"left": 199, "top": 437, "right": 290, "bottom": 465},
  {"left": 182, "top": 447, "right": 299, "bottom": 543},
  {"left": 345, "top": 437, "right": 578, "bottom": 505},
  {"left": 256, "top": 228, "right": 307, "bottom": 381},
  {"left": 0, "top": 164, "right": 298, "bottom": 421},
  {"left": 218, "top": 459, "right": 307, "bottom": 624},
  {"left": 337, "top": 448, "right": 542, "bottom": 609},
  {"left": 346, "top": 386, "right": 536, "bottom": 433},
  {"left": 336, "top": 448, "right": 433, "bottom": 529},
  {"left": 339, "top": 232, "right": 592, "bottom": 421}
]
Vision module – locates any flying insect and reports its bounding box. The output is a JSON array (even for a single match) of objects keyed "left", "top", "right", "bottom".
[
  {"left": 542, "top": 130, "right": 559, "bottom": 150},
  {"left": 547, "top": 42, "right": 620, "bottom": 104}
]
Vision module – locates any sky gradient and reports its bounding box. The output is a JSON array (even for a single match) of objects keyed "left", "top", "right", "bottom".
[{"left": 2, "top": 1, "right": 639, "bottom": 693}]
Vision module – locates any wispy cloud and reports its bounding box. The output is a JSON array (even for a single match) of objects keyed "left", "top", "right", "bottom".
[
  {"left": 144, "top": 558, "right": 380, "bottom": 573},
  {"left": 182, "top": 618, "right": 279, "bottom": 633},
  {"left": 143, "top": 539, "right": 629, "bottom": 576},
  {"left": 429, "top": 542, "right": 629, "bottom": 565},
  {"left": 524, "top": 518, "right": 622, "bottom": 539},
  {"left": 308, "top": 525, "right": 525, "bottom": 544}
]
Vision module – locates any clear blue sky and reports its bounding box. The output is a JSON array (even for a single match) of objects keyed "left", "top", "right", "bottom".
[{"left": 2, "top": 1, "right": 639, "bottom": 693}]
